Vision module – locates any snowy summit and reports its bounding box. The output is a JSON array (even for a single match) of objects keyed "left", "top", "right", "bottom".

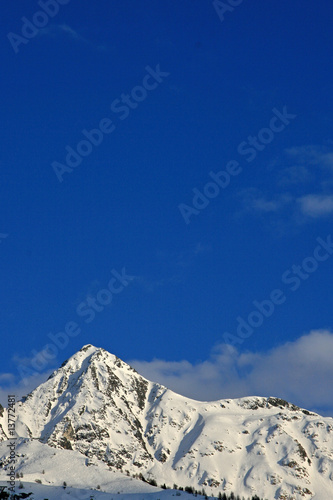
[{"left": 0, "top": 345, "right": 333, "bottom": 499}]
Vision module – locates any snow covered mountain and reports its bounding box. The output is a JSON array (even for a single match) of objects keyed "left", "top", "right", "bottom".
[{"left": 1, "top": 344, "right": 333, "bottom": 499}]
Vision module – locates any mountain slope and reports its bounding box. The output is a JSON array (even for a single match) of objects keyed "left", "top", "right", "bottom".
[
  {"left": 0, "top": 438, "right": 210, "bottom": 500},
  {"left": 1, "top": 344, "right": 333, "bottom": 499}
]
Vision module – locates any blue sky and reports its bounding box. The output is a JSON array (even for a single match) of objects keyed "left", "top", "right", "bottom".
[{"left": 1, "top": 0, "right": 333, "bottom": 416}]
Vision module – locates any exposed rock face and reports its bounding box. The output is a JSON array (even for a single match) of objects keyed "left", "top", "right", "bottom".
[{"left": 1, "top": 344, "right": 333, "bottom": 499}]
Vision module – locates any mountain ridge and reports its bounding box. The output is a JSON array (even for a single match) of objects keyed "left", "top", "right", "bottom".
[{"left": 1, "top": 344, "right": 333, "bottom": 499}]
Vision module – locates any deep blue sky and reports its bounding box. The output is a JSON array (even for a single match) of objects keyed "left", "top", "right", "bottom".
[{"left": 1, "top": 1, "right": 333, "bottom": 414}]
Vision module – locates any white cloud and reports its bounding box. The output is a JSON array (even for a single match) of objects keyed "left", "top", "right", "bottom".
[
  {"left": 0, "top": 370, "right": 53, "bottom": 407},
  {"left": 2, "top": 331, "right": 332, "bottom": 417},
  {"left": 12, "top": 347, "right": 59, "bottom": 375},
  {"left": 239, "top": 145, "right": 333, "bottom": 225},
  {"left": 284, "top": 145, "right": 333, "bottom": 168},
  {"left": 0, "top": 348, "right": 59, "bottom": 406},
  {"left": 251, "top": 198, "right": 281, "bottom": 212},
  {"left": 277, "top": 165, "right": 313, "bottom": 186},
  {"left": 297, "top": 194, "right": 333, "bottom": 218},
  {"left": 239, "top": 188, "right": 292, "bottom": 214},
  {"left": 130, "top": 330, "right": 333, "bottom": 415},
  {"left": 0, "top": 373, "right": 15, "bottom": 383},
  {"left": 251, "top": 196, "right": 291, "bottom": 213}
]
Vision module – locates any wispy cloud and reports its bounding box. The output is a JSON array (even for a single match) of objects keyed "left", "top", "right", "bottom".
[
  {"left": 38, "top": 24, "right": 107, "bottom": 51},
  {"left": 135, "top": 243, "right": 211, "bottom": 293},
  {"left": 174, "top": 242, "right": 211, "bottom": 268},
  {"left": 277, "top": 165, "right": 314, "bottom": 186},
  {"left": 285, "top": 145, "right": 333, "bottom": 169},
  {"left": 0, "top": 373, "right": 15, "bottom": 384},
  {"left": 12, "top": 348, "right": 57, "bottom": 369},
  {"left": 239, "top": 145, "right": 333, "bottom": 227},
  {"left": 130, "top": 329, "right": 333, "bottom": 416},
  {"left": 0, "top": 368, "right": 53, "bottom": 407},
  {"left": 297, "top": 194, "right": 333, "bottom": 218},
  {"left": 57, "top": 24, "right": 81, "bottom": 40},
  {"left": 239, "top": 188, "right": 292, "bottom": 214},
  {"left": 39, "top": 23, "right": 81, "bottom": 39}
]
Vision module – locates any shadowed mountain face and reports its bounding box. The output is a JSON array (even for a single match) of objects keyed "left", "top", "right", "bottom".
[{"left": 1, "top": 344, "right": 333, "bottom": 499}]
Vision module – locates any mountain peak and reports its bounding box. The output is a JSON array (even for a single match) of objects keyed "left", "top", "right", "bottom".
[
  {"left": 1, "top": 345, "right": 332, "bottom": 499},
  {"left": 57, "top": 343, "right": 120, "bottom": 368},
  {"left": 80, "top": 343, "right": 98, "bottom": 352}
]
